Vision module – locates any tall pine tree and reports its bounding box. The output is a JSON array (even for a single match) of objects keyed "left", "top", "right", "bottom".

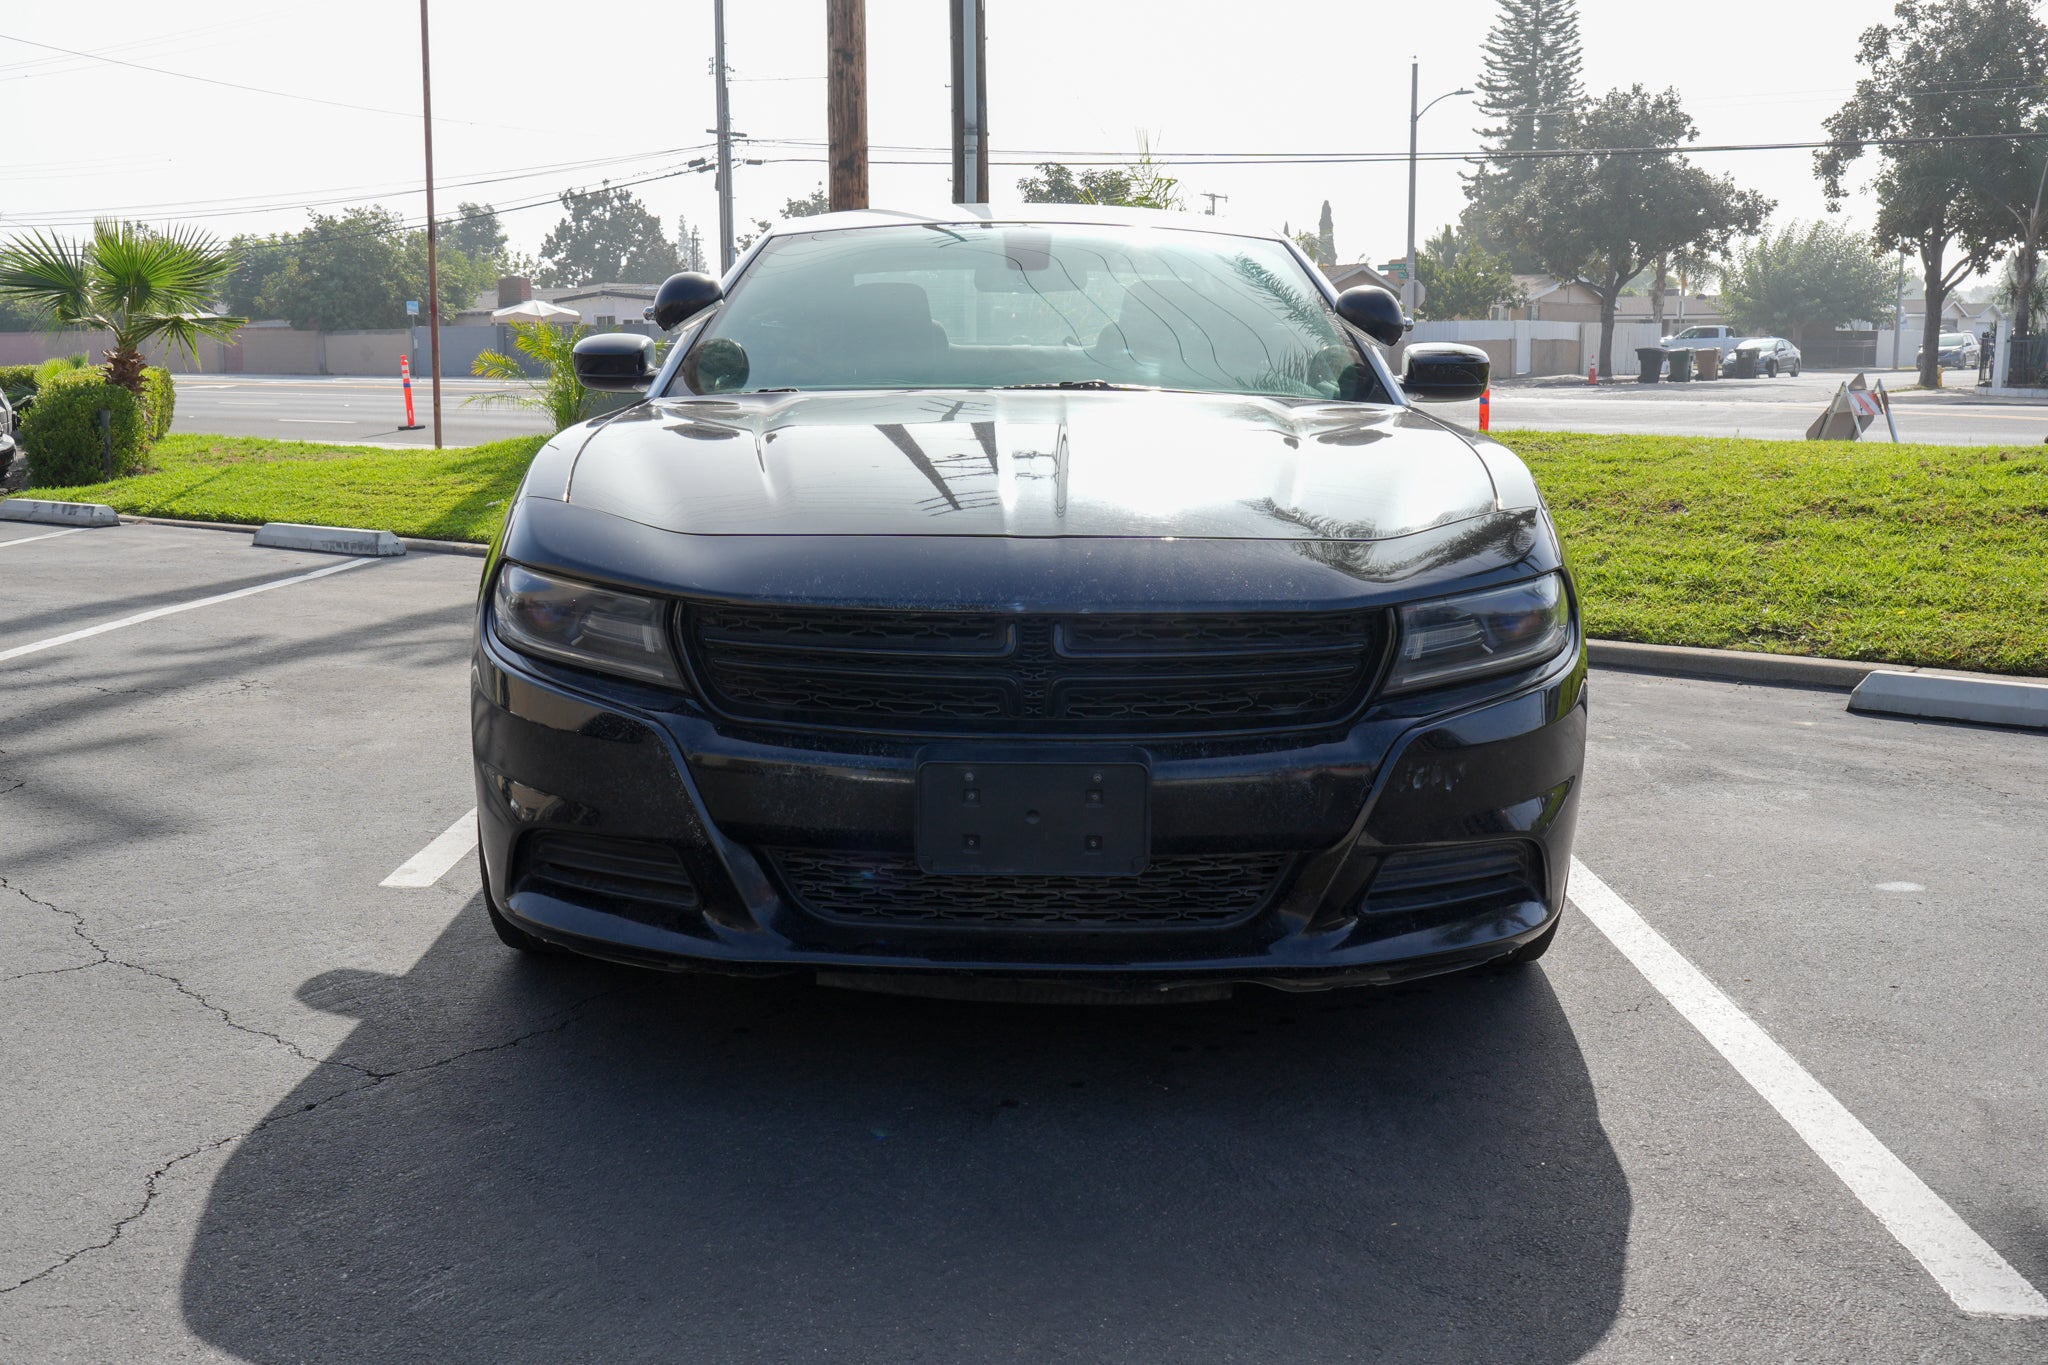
[
  {"left": 1316, "top": 201, "right": 1336, "bottom": 266},
  {"left": 1463, "top": 0, "right": 1587, "bottom": 266}
]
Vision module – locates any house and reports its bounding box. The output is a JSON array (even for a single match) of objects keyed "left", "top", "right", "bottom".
[
  {"left": 1323, "top": 261, "right": 1401, "bottom": 295},
  {"left": 452, "top": 276, "right": 661, "bottom": 329},
  {"left": 1503, "top": 274, "right": 1725, "bottom": 328}
]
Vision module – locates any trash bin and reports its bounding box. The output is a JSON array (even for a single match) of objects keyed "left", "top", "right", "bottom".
[
  {"left": 1667, "top": 348, "right": 1695, "bottom": 382},
  {"left": 1728, "top": 349, "right": 1758, "bottom": 379},
  {"left": 1636, "top": 347, "right": 1667, "bottom": 383},
  {"left": 1695, "top": 347, "right": 1722, "bottom": 380}
]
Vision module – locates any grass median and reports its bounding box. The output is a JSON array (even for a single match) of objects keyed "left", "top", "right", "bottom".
[{"left": 13, "top": 427, "right": 2047, "bottom": 675}]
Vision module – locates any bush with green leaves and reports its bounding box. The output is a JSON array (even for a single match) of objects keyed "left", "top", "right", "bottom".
[
  {"left": 33, "top": 354, "right": 90, "bottom": 390},
  {"left": 141, "top": 366, "right": 176, "bottom": 441},
  {"left": 0, "top": 363, "right": 38, "bottom": 406},
  {"left": 19, "top": 368, "right": 146, "bottom": 486}
]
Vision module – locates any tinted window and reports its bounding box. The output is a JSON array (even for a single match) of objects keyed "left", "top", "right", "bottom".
[{"left": 673, "top": 223, "right": 1387, "bottom": 402}]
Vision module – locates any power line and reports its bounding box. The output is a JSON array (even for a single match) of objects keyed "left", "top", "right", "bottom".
[{"left": 0, "top": 30, "right": 521, "bottom": 129}]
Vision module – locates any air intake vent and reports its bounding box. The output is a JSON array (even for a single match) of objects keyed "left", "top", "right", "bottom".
[
  {"left": 1359, "top": 844, "right": 1539, "bottom": 915},
  {"left": 682, "top": 604, "right": 1389, "bottom": 736},
  {"left": 766, "top": 848, "right": 1290, "bottom": 928},
  {"left": 515, "top": 832, "right": 699, "bottom": 918}
]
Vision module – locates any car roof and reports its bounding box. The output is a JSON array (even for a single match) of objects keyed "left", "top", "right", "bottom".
[{"left": 755, "top": 203, "right": 1284, "bottom": 243}]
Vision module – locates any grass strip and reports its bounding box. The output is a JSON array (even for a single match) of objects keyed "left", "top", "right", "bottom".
[
  {"left": 13, "top": 427, "right": 2047, "bottom": 675},
  {"left": 17, "top": 433, "right": 547, "bottom": 545},
  {"left": 1497, "top": 431, "right": 2048, "bottom": 676}
]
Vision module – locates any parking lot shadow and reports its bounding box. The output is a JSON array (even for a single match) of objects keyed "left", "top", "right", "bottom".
[{"left": 182, "top": 906, "right": 1628, "bottom": 1363}]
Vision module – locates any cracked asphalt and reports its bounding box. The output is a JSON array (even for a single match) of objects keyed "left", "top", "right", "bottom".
[{"left": 2, "top": 521, "right": 2045, "bottom": 1363}]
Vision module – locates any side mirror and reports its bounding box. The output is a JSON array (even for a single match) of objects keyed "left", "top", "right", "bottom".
[
  {"left": 572, "top": 333, "right": 657, "bottom": 393},
  {"left": 1401, "top": 342, "right": 1490, "bottom": 403},
  {"left": 1333, "top": 285, "right": 1409, "bottom": 347},
  {"left": 647, "top": 271, "right": 723, "bottom": 330}
]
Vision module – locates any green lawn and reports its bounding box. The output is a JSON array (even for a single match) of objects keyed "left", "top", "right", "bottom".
[
  {"left": 22, "top": 433, "right": 547, "bottom": 545},
  {"left": 13, "top": 427, "right": 2047, "bottom": 675},
  {"left": 1498, "top": 431, "right": 2048, "bottom": 676}
]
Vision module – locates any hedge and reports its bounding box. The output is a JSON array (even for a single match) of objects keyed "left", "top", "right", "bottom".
[
  {"left": 0, "top": 364, "right": 37, "bottom": 406},
  {"left": 20, "top": 369, "right": 147, "bottom": 486},
  {"left": 32, "top": 354, "right": 91, "bottom": 390},
  {"left": 141, "top": 366, "right": 175, "bottom": 441}
]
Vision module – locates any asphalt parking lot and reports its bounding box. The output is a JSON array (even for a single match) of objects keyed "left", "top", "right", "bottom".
[{"left": 3, "top": 522, "right": 2045, "bottom": 1362}]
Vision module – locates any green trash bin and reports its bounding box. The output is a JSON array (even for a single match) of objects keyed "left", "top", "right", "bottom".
[{"left": 1667, "top": 348, "right": 1695, "bottom": 382}]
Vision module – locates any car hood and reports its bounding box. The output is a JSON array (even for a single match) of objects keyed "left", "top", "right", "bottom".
[{"left": 559, "top": 390, "right": 1499, "bottom": 540}]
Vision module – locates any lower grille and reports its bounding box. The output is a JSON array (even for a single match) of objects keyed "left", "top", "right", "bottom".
[
  {"left": 515, "top": 832, "right": 699, "bottom": 919},
  {"left": 766, "top": 848, "right": 1290, "bottom": 928},
  {"left": 1358, "top": 844, "right": 1539, "bottom": 915}
]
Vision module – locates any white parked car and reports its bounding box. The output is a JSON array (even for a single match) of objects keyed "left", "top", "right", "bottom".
[{"left": 1659, "top": 324, "right": 1742, "bottom": 351}]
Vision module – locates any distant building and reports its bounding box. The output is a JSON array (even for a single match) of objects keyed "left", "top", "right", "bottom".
[
  {"left": 1503, "top": 274, "right": 1725, "bottom": 327},
  {"left": 454, "top": 277, "right": 660, "bottom": 329}
]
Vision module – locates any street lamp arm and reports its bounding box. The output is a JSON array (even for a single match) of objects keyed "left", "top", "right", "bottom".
[{"left": 1416, "top": 87, "right": 1474, "bottom": 123}]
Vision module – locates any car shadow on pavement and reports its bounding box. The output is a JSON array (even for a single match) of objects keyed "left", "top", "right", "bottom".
[{"left": 181, "top": 903, "right": 1629, "bottom": 1363}]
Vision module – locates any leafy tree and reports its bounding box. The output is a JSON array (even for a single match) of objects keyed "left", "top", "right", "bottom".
[
  {"left": 1502, "top": 86, "right": 1772, "bottom": 378},
  {"left": 221, "top": 231, "right": 297, "bottom": 319},
  {"left": 252, "top": 207, "right": 477, "bottom": 331},
  {"left": 1416, "top": 224, "right": 1524, "bottom": 319},
  {"left": 0, "top": 219, "right": 244, "bottom": 395},
  {"left": 676, "top": 216, "right": 709, "bottom": 273},
  {"left": 1463, "top": 0, "right": 1587, "bottom": 264},
  {"left": 1316, "top": 201, "right": 1336, "bottom": 267},
  {"left": 736, "top": 186, "right": 834, "bottom": 252},
  {"left": 1818, "top": 0, "right": 2048, "bottom": 382},
  {"left": 1016, "top": 139, "right": 1181, "bottom": 211},
  {"left": 539, "top": 183, "right": 681, "bottom": 285},
  {"left": 469, "top": 319, "right": 592, "bottom": 432},
  {"left": 0, "top": 294, "right": 45, "bottom": 331},
  {"left": 440, "top": 202, "right": 506, "bottom": 267},
  {"left": 1719, "top": 221, "right": 1895, "bottom": 342}
]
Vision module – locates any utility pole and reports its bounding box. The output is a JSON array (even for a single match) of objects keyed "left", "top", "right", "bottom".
[
  {"left": 1405, "top": 61, "right": 1471, "bottom": 317},
  {"left": 418, "top": 0, "right": 442, "bottom": 448},
  {"left": 1201, "top": 192, "right": 1228, "bottom": 216},
  {"left": 714, "top": 0, "right": 734, "bottom": 271},
  {"left": 828, "top": 0, "right": 868, "bottom": 210},
  {"left": 950, "top": 0, "right": 987, "bottom": 204},
  {"left": 1893, "top": 252, "right": 1907, "bottom": 369}
]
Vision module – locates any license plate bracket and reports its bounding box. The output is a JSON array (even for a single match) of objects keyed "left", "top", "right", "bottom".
[{"left": 915, "top": 759, "right": 1149, "bottom": 876}]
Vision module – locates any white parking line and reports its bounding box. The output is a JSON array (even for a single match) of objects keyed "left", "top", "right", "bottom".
[
  {"left": 380, "top": 809, "right": 479, "bottom": 888},
  {"left": 0, "top": 528, "right": 88, "bottom": 549},
  {"left": 0, "top": 557, "right": 374, "bottom": 665},
  {"left": 1570, "top": 858, "right": 2048, "bottom": 1320}
]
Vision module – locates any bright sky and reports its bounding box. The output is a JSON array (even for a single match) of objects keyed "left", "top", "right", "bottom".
[{"left": 1, "top": 0, "right": 1896, "bottom": 266}]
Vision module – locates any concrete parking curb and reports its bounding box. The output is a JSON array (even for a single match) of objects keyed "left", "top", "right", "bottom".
[
  {"left": 253, "top": 523, "right": 406, "bottom": 557},
  {"left": 1587, "top": 639, "right": 1874, "bottom": 689},
  {"left": 118, "top": 514, "right": 488, "bottom": 557},
  {"left": 0, "top": 498, "right": 120, "bottom": 528},
  {"left": 1849, "top": 670, "right": 2048, "bottom": 730}
]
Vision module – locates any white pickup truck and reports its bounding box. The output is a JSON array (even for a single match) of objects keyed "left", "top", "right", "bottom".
[{"left": 1659, "top": 324, "right": 1744, "bottom": 351}]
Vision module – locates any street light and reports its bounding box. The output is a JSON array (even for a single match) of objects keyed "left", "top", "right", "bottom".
[{"left": 1406, "top": 62, "right": 1472, "bottom": 316}]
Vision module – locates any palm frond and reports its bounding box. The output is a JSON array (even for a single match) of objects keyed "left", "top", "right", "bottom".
[{"left": 0, "top": 230, "right": 98, "bottom": 326}]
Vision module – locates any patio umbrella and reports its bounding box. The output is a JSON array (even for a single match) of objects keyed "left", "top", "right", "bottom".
[{"left": 492, "top": 299, "right": 581, "bottom": 324}]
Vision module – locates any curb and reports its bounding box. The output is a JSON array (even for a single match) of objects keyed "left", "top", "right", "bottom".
[
  {"left": 1588, "top": 639, "right": 2041, "bottom": 695},
  {"left": 0, "top": 498, "right": 120, "bottom": 528},
  {"left": 117, "top": 514, "right": 487, "bottom": 558},
  {"left": 1849, "top": 671, "right": 2048, "bottom": 731},
  {"left": 253, "top": 522, "right": 405, "bottom": 557}
]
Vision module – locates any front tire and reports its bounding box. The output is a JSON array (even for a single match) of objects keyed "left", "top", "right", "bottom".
[
  {"left": 1791, "top": 361, "right": 1801, "bottom": 377},
  {"left": 1766, "top": 360, "right": 1779, "bottom": 378}
]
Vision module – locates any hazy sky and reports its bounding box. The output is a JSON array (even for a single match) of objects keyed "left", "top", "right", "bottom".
[{"left": 2, "top": 0, "right": 1902, "bottom": 265}]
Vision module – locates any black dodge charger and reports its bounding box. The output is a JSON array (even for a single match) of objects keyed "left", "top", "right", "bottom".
[{"left": 472, "top": 206, "right": 1586, "bottom": 999}]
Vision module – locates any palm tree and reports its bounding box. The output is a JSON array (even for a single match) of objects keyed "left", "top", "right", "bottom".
[
  {"left": 0, "top": 219, "right": 244, "bottom": 396},
  {"left": 468, "top": 320, "right": 594, "bottom": 433}
]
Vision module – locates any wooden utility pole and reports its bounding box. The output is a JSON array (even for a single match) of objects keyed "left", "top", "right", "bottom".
[
  {"left": 827, "top": 0, "right": 868, "bottom": 210},
  {"left": 950, "top": 0, "right": 988, "bottom": 203},
  {"left": 714, "top": 0, "right": 734, "bottom": 270},
  {"left": 418, "top": 0, "right": 443, "bottom": 448}
]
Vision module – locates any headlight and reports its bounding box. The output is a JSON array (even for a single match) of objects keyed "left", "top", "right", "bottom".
[
  {"left": 1382, "top": 573, "right": 1571, "bottom": 695},
  {"left": 490, "top": 564, "right": 683, "bottom": 686}
]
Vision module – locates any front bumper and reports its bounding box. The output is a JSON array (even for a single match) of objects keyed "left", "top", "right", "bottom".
[{"left": 472, "top": 632, "right": 1587, "bottom": 991}]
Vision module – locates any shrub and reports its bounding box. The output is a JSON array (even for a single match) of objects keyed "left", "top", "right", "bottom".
[
  {"left": 32, "top": 353, "right": 91, "bottom": 390},
  {"left": 140, "top": 366, "right": 176, "bottom": 441},
  {"left": 19, "top": 369, "right": 146, "bottom": 486},
  {"left": 0, "top": 364, "right": 37, "bottom": 406}
]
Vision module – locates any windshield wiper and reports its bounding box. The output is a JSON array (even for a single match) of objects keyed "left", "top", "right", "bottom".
[{"left": 997, "top": 380, "right": 1141, "bottom": 391}]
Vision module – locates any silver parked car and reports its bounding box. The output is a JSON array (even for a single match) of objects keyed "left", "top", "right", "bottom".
[
  {"left": 1729, "top": 336, "right": 1801, "bottom": 379},
  {"left": 1916, "top": 332, "right": 1980, "bottom": 370}
]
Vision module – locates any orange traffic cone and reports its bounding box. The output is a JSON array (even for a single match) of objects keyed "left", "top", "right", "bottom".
[{"left": 1479, "top": 388, "right": 1491, "bottom": 431}]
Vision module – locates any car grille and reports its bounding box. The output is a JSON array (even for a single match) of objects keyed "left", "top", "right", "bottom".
[
  {"left": 681, "top": 603, "right": 1389, "bottom": 735},
  {"left": 765, "top": 848, "right": 1291, "bottom": 928}
]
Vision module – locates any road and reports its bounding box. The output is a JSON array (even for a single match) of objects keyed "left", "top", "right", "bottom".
[
  {"left": 1458, "top": 369, "right": 2048, "bottom": 444},
  {"left": 172, "top": 375, "right": 547, "bottom": 446},
  {"left": 172, "top": 371, "right": 2048, "bottom": 448},
  {"left": 2, "top": 520, "right": 2044, "bottom": 1361}
]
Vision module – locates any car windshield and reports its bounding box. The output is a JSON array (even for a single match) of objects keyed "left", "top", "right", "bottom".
[
  {"left": 671, "top": 222, "right": 1384, "bottom": 401},
  {"left": 1940, "top": 333, "right": 1971, "bottom": 347},
  {"left": 1674, "top": 327, "right": 1716, "bottom": 338}
]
